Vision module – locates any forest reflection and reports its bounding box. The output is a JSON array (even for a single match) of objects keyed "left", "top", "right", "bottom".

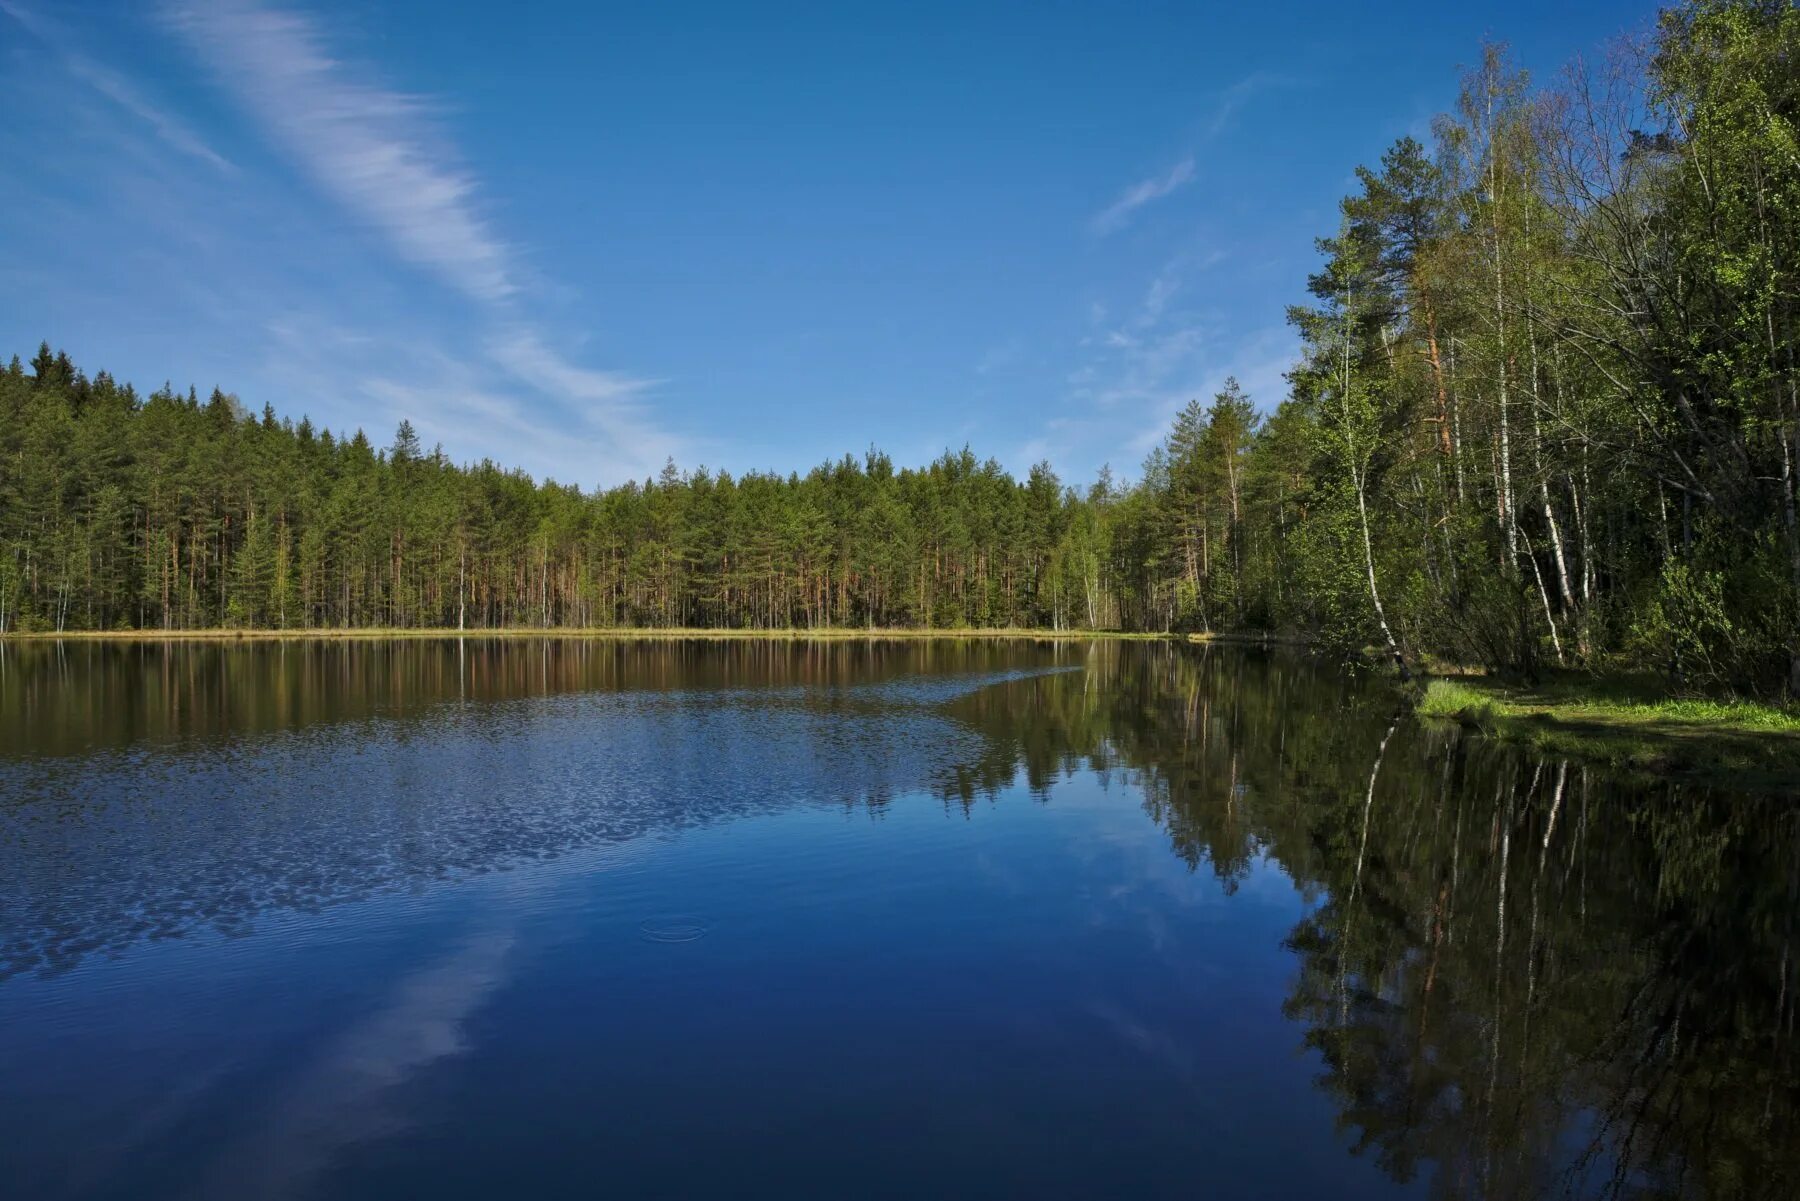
[
  {"left": 0, "top": 636, "right": 1089, "bottom": 758},
  {"left": 1, "top": 638, "right": 1794, "bottom": 1197},
  {"left": 950, "top": 643, "right": 1800, "bottom": 1200}
]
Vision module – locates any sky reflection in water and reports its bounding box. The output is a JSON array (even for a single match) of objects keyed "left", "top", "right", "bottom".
[{"left": 0, "top": 639, "right": 1794, "bottom": 1200}]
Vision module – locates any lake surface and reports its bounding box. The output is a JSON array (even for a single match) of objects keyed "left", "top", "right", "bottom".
[{"left": 0, "top": 639, "right": 1795, "bottom": 1200}]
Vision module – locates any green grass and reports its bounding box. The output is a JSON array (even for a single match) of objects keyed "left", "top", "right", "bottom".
[{"left": 1415, "top": 675, "right": 1800, "bottom": 788}]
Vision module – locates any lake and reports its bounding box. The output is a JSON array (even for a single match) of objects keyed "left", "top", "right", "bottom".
[{"left": 0, "top": 638, "right": 1795, "bottom": 1200}]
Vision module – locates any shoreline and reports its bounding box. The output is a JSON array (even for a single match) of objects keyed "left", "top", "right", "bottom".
[
  {"left": 6, "top": 627, "right": 1796, "bottom": 785},
  {"left": 0, "top": 626, "right": 1177, "bottom": 643},
  {"left": 1415, "top": 675, "right": 1800, "bottom": 788}
]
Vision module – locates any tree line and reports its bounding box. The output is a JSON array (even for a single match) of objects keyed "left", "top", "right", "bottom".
[
  {"left": 0, "top": 362, "right": 1111, "bottom": 634},
  {"left": 2, "top": 1, "right": 1796, "bottom": 696}
]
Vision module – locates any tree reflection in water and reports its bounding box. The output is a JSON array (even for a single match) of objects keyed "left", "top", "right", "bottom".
[
  {"left": 944, "top": 642, "right": 1800, "bottom": 1200},
  {"left": 1, "top": 637, "right": 1793, "bottom": 1197}
]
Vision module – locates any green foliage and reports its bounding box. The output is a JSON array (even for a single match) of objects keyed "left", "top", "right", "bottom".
[
  {"left": 1415, "top": 678, "right": 1501, "bottom": 726},
  {"left": 1416, "top": 672, "right": 1800, "bottom": 781},
  {"left": 1628, "top": 561, "right": 1739, "bottom": 687},
  {"left": 4, "top": 1, "right": 1796, "bottom": 702},
  {"left": 0, "top": 367, "right": 1158, "bottom": 632}
]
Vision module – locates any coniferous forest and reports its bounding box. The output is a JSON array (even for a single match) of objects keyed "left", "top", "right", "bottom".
[{"left": 3, "top": 2, "right": 1797, "bottom": 697}]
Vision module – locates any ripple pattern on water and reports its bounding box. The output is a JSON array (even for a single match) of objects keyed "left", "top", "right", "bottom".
[{"left": 0, "top": 673, "right": 1080, "bottom": 979}]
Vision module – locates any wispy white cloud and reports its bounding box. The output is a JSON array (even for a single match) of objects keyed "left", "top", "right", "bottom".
[
  {"left": 255, "top": 316, "right": 672, "bottom": 486},
  {"left": 1120, "top": 325, "right": 1295, "bottom": 459},
  {"left": 1201, "top": 71, "right": 1292, "bottom": 140},
  {"left": 1086, "top": 71, "right": 1295, "bottom": 239},
  {"left": 488, "top": 329, "right": 656, "bottom": 409},
  {"left": 1071, "top": 319, "right": 1211, "bottom": 412},
  {"left": 1090, "top": 155, "right": 1195, "bottom": 235},
  {"left": 1, "top": 0, "right": 232, "bottom": 172},
  {"left": 1061, "top": 62, "right": 1301, "bottom": 474},
  {"left": 65, "top": 59, "right": 236, "bottom": 173},
  {"left": 1078, "top": 250, "right": 1212, "bottom": 354},
  {"left": 1066, "top": 249, "right": 1294, "bottom": 468},
  {"left": 166, "top": 0, "right": 514, "bottom": 301},
  {"left": 1140, "top": 266, "right": 1180, "bottom": 326},
  {"left": 488, "top": 328, "right": 677, "bottom": 475},
  {"left": 161, "top": 0, "right": 680, "bottom": 485}
]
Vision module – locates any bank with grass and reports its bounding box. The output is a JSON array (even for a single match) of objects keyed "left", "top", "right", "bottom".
[{"left": 1415, "top": 675, "right": 1800, "bottom": 787}]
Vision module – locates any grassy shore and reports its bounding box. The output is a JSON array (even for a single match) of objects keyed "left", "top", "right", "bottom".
[
  {"left": 0, "top": 626, "right": 1171, "bottom": 643},
  {"left": 1415, "top": 674, "right": 1800, "bottom": 787}
]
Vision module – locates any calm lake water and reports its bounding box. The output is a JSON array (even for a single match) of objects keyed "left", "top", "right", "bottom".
[{"left": 0, "top": 639, "right": 1795, "bottom": 1200}]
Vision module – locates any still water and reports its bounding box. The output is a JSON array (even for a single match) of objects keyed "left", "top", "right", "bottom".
[{"left": 0, "top": 639, "right": 1794, "bottom": 1200}]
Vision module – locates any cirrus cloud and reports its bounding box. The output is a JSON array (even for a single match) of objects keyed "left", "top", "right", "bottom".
[{"left": 1090, "top": 156, "right": 1196, "bottom": 236}]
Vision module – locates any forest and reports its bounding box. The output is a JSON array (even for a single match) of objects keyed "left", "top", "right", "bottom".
[{"left": 2, "top": 1, "right": 1796, "bottom": 698}]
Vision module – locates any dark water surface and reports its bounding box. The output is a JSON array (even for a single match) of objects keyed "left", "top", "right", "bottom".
[{"left": 1, "top": 639, "right": 1796, "bottom": 1200}]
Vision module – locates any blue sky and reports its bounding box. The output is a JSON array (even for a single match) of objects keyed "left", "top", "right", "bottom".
[{"left": 2, "top": 0, "right": 1656, "bottom": 489}]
